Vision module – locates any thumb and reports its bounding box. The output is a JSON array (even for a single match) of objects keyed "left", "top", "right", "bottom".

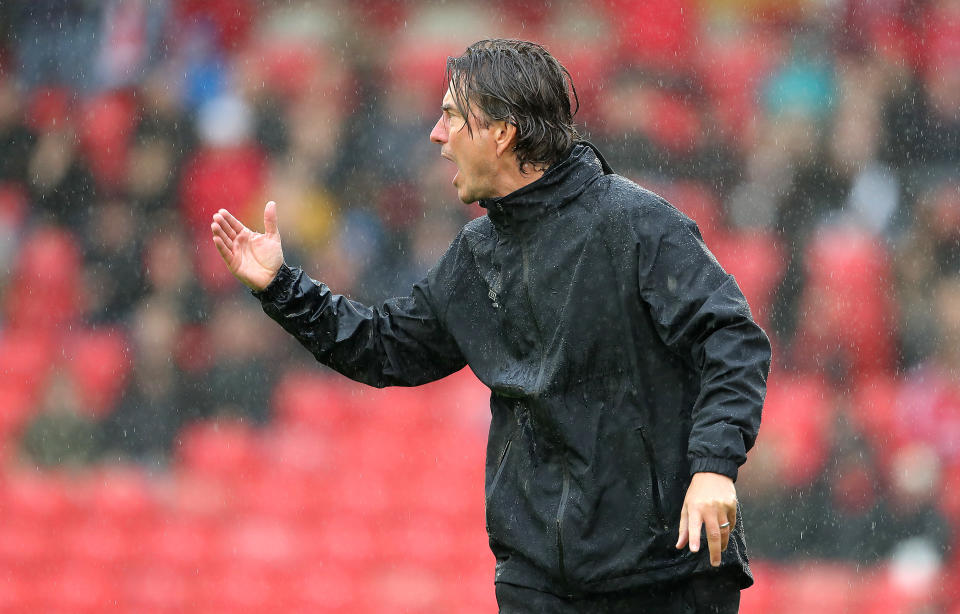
[{"left": 264, "top": 200, "right": 280, "bottom": 237}]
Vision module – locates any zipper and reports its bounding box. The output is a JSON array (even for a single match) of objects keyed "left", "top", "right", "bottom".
[
  {"left": 520, "top": 240, "right": 548, "bottom": 392},
  {"left": 555, "top": 458, "right": 571, "bottom": 581},
  {"left": 489, "top": 440, "right": 512, "bottom": 497},
  {"left": 637, "top": 426, "right": 669, "bottom": 531}
]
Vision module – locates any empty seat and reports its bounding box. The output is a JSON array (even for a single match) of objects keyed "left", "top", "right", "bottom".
[
  {"left": 77, "top": 90, "right": 137, "bottom": 190},
  {"left": 4, "top": 227, "right": 83, "bottom": 332},
  {"left": 62, "top": 326, "right": 131, "bottom": 418},
  {"left": 793, "top": 225, "right": 897, "bottom": 380},
  {"left": 175, "top": 419, "right": 261, "bottom": 485},
  {"left": 712, "top": 230, "right": 786, "bottom": 331},
  {"left": 751, "top": 372, "right": 836, "bottom": 488}
]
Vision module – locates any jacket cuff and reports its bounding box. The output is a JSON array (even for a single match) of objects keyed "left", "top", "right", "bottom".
[
  {"left": 251, "top": 263, "right": 297, "bottom": 303},
  {"left": 689, "top": 456, "right": 739, "bottom": 481}
]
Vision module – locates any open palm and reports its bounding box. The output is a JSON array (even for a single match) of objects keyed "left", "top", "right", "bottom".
[{"left": 211, "top": 201, "right": 285, "bottom": 291}]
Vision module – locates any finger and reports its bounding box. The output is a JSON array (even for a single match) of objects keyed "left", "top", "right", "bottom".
[
  {"left": 213, "top": 212, "right": 237, "bottom": 240},
  {"left": 676, "top": 505, "right": 689, "bottom": 549},
  {"left": 688, "top": 509, "right": 703, "bottom": 553},
  {"left": 721, "top": 508, "right": 736, "bottom": 552},
  {"left": 218, "top": 208, "right": 246, "bottom": 236},
  {"left": 263, "top": 201, "right": 279, "bottom": 237},
  {"left": 211, "top": 220, "right": 235, "bottom": 246},
  {"left": 212, "top": 234, "right": 232, "bottom": 264},
  {"left": 704, "top": 517, "right": 722, "bottom": 567}
]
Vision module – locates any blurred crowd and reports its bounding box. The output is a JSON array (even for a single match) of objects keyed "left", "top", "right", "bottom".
[{"left": 0, "top": 0, "right": 959, "bottom": 610}]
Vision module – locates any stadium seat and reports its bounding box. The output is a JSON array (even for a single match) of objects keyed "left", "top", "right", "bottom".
[
  {"left": 303, "top": 515, "right": 378, "bottom": 573},
  {"left": 290, "top": 567, "right": 366, "bottom": 614},
  {"left": 141, "top": 516, "right": 219, "bottom": 575},
  {"left": 697, "top": 28, "right": 784, "bottom": 140},
  {"left": 0, "top": 380, "right": 40, "bottom": 444},
  {"left": 77, "top": 90, "right": 137, "bottom": 190},
  {"left": 120, "top": 567, "right": 190, "bottom": 614},
  {"left": 270, "top": 370, "right": 354, "bottom": 434},
  {"left": 1, "top": 469, "right": 76, "bottom": 529},
  {"left": 4, "top": 227, "right": 83, "bottom": 333},
  {"left": 175, "top": 419, "right": 261, "bottom": 486},
  {"left": 793, "top": 224, "right": 897, "bottom": 380},
  {"left": 751, "top": 372, "right": 836, "bottom": 488},
  {"left": 602, "top": 0, "right": 698, "bottom": 73},
  {"left": 62, "top": 326, "right": 131, "bottom": 418},
  {"left": 773, "top": 561, "right": 864, "bottom": 614},
  {"left": 850, "top": 375, "right": 905, "bottom": 463},
  {"left": 659, "top": 179, "right": 726, "bottom": 248},
  {"left": 24, "top": 86, "right": 73, "bottom": 133},
  {"left": 219, "top": 516, "right": 303, "bottom": 571},
  {"left": 712, "top": 229, "right": 786, "bottom": 331},
  {"left": 39, "top": 562, "right": 117, "bottom": 614}
]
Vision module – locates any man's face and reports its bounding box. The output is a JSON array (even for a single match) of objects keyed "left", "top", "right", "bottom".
[{"left": 429, "top": 87, "right": 499, "bottom": 204}]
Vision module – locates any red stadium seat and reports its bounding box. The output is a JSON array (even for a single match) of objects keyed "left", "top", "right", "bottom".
[
  {"left": 39, "top": 562, "right": 117, "bottom": 614},
  {"left": 62, "top": 326, "right": 131, "bottom": 418},
  {"left": 793, "top": 224, "right": 897, "bottom": 380},
  {"left": 219, "top": 517, "right": 303, "bottom": 571},
  {"left": 25, "top": 87, "right": 73, "bottom": 133},
  {"left": 302, "top": 515, "right": 378, "bottom": 573},
  {"left": 603, "top": 0, "right": 699, "bottom": 73},
  {"left": 697, "top": 28, "right": 784, "bottom": 141},
  {"left": 141, "top": 516, "right": 219, "bottom": 575},
  {"left": 121, "top": 568, "right": 190, "bottom": 614},
  {"left": 271, "top": 370, "right": 354, "bottom": 434},
  {"left": 0, "top": 469, "right": 76, "bottom": 529},
  {"left": 385, "top": 39, "right": 463, "bottom": 114},
  {"left": 752, "top": 372, "right": 836, "bottom": 488},
  {"left": 4, "top": 227, "right": 83, "bottom": 333},
  {"left": 713, "top": 230, "right": 786, "bottom": 331},
  {"left": 77, "top": 90, "right": 138, "bottom": 190},
  {"left": 850, "top": 375, "right": 905, "bottom": 463},
  {"left": 291, "top": 567, "right": 366, "bottom": 614},
  {"left": 773, "top": 562, "right": 864, "bottom": 614},
  {"left": 738, "top": 560, "right": 781, "bottom": 614},
  {"left": 659, "top": 180, "right": 726, "bottom": 248},
  {"left": 175, "top": 419, "right": 261, "bottom": 486}
]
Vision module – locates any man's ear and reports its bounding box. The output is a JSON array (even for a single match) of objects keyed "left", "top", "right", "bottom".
[{"left": 494, "top": 121, "right": 518, "bottom": 157}]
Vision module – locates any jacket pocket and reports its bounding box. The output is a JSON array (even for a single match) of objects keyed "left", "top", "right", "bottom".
[{"left": 637, "top": 426, "right": 669, "bottom": 531}]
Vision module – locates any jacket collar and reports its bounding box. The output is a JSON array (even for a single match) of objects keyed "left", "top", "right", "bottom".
[{"left": 479, "top": 141, "right": 613, "bottom": 231}]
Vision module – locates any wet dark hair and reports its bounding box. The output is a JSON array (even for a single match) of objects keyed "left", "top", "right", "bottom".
[{"left": 445, "top": 39, "right": 580, "bottom": 172}]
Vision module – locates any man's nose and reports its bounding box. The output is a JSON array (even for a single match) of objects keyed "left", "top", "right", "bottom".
[{"left": 430, "top": 117, "right": 446, "bottom": 144}]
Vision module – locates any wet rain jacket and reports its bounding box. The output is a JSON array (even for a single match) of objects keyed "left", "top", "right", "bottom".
[{"left": 254, "top": 143, "right": 771, "bottom": 596}]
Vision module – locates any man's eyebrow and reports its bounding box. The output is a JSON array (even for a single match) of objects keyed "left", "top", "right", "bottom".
[{"left": 441, "top": 102, "right": 458, "bottom": 114}]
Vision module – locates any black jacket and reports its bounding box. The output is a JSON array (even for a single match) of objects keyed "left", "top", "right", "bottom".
[{"left": 254, "top": 143, "right": 771, "bottom": 595}]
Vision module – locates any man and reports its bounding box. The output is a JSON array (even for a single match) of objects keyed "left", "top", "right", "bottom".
[{"left": 211, "top": 39, "right": 770, "bottom": 613}]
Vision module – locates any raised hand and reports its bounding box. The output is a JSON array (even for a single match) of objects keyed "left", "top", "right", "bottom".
[{"left": 211, "top": 201, "right": 284, "bottom": 291}]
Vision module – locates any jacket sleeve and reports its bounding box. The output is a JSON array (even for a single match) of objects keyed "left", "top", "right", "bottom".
[
  {"left": 636, "top": 201, "right": 771, "bottom": 481},
  {"left": 252, "top": 232, "right": 468, "bottom": 388}
]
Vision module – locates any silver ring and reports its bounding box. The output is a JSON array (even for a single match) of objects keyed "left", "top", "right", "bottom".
[{"left": 719, "top": 522, "right": 731, "bottom": 529}]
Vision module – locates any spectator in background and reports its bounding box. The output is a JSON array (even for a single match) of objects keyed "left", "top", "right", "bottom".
[
  {"left": 895, "top": 274, "right": 960, "bottom": 464},
  {"left": 100, "top": 298, "right": 203, "bottom": 464},
  {"left": 81, "top": 198, "right": 145, "bottom": 325},
  {"left": 26, "top": 114, "right": 97, "bottom": 230},
  {"left": 203, "top": 296, "right": 278, "bottom": 425},
  {"left": 0, "top": 76, "right": 34, "bottom": 185}
]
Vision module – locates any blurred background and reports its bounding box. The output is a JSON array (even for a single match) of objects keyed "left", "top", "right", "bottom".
[{"left": 0, "top": 0, "right": 957, "bottom": 612}]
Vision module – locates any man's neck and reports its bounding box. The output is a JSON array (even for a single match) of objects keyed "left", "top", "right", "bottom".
[{"left": 491, "top": 162, "right": 546, "bottom": 199}]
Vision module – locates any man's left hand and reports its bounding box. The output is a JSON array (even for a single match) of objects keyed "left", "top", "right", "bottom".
[{"left": 675, "top": 472, "right": 737, "bottom": 567}]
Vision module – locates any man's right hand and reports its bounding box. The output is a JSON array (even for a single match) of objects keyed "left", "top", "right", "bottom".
[{"left": 211, "top": 201, "right": 285, "bottom": 291}]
